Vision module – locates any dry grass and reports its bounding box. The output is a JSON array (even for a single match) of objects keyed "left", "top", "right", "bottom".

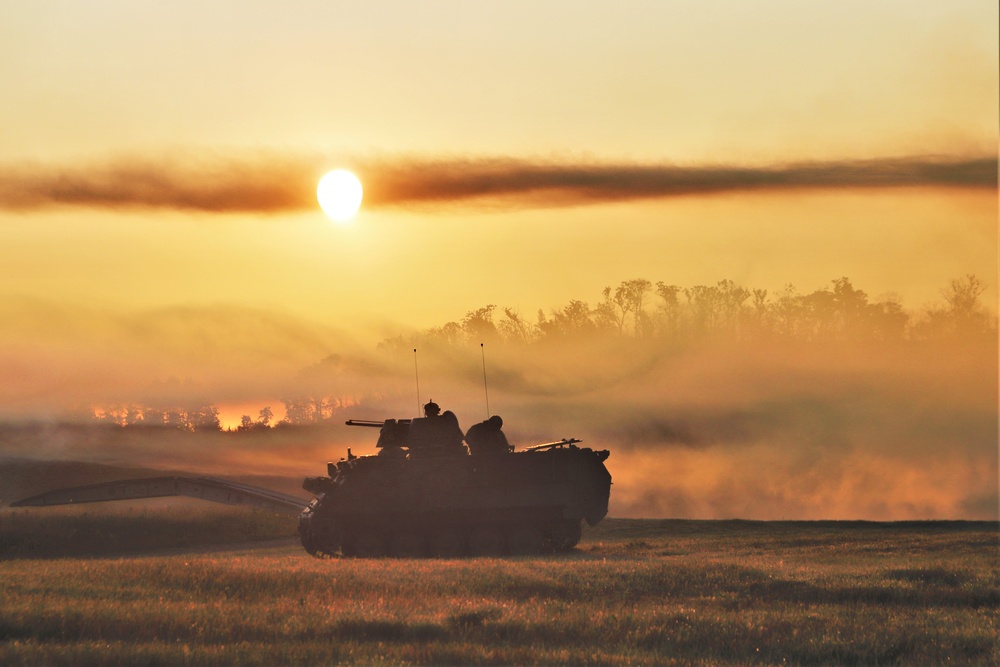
[
  {"left": 0, "top": 504, "right": 297, "bottom": 559},
  {"left": 0, "top": 514, "right": 996, "bottom": 665}
]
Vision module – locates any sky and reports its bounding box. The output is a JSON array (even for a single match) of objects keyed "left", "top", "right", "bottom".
[
  {"left": 1, "top": 1, "right": 996, "bottom": 328},
  {"left": 0, "top": 1, "right": 997, "bottom": 519}
]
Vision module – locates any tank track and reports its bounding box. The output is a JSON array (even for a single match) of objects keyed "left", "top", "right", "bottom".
[{"left": 300, "top": 507, "right": 582, "bottom": 558}]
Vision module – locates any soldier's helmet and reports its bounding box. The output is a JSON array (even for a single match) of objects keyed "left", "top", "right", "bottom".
[
  {"left": 423, "top": 400, "right": 441, "bottom": 417},
  {"left": 488, "top": 415, "right": 503, "bottom": 429}
]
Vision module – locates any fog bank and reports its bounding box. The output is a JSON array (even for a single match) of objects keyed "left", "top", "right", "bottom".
[{"left": 0, "top": 295, "right": 995, "bottom": 521}]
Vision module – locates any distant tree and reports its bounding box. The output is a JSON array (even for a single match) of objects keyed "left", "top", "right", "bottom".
[
  {"left": 141, "top": 406, "right": 164, "bottom": 426},
  {"left": 283, "top": 396, "right": 351, "bottom": 424},
  {"left": 125, "top": 404, "right": 144, "bottom": 427},
  {"left": 93, "top": 405, "right": 126, "bottom": 427},
  {"left": 461, "top": 305, "right": 498, "bottom": 343},
  {"left": 831, "top": 277, "right": 870, "bottom": 338},
  {"left": 944, "top": 274, "right": 987, "bottom": 315},
  {"left": 679, "top": 281, "right": 750, "bottom": 338},
  {"left": 187, "top": 404, "right": 221, "bottom": 432},
  {"left": 715, "top": 280, "right": 751, "bottom": 336},
  {"left": 497, "top": 308, "right": 536, "bottom": 343},
  {"left": 655, "top": 282, "right": 682, "bottom": 337},
  {"left": 282, "top": 398, "right": 314, "bottom": 425},
  {"left": 943, "top": 274, "right": 992, "bottom": 336},
  {"left": 370, "top": 273, "right": 993, "bottom": 354},
  {"left": 628, "top": 279, "right": 654, "bottom": 336},
  {"left": 747, "top": 288, "right": 771, "bottom": 338},
  {"left": 312, "top": 396, "right": 328, "bottom": 422},
  {"left": 164, "top": 408, "right": 186, "bottom": 430},
  {"left": 914, "top": 274, "right": 995, "bottom": 340},
  {"left": 236, "top": 407, "right": 274, "bottom": 432},
  {"left": 684, "top": 284, "right": 722, "bottom": 334},
  {"left": 800, "top": 287, "right": 837, "bottom": 340},
  {"left": 601, "top": 279, "right": 652, "bottom": 336},
  {"left": 867, "top": 297, "right": 909, "bottom": 341},
  {"left": 376, "top": 334, "right": 413, "bottom": 355},
  {"left": 771, "top": 284, "right": 802, "bottom": 338},
  {"left": 426, "top": 321, "right": 464, "bottom": 346},
  {"left": 602, "top": 286, "right": 630, "bottom": 334},
  {"left": 538, "top": 300, "right": 599, "bottom": 339}
]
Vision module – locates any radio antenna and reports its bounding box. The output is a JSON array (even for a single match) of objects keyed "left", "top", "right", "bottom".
[
  {"left": 480, "top": 342, "right": 490, "bottom": 418},
  {"left": 413, "top": 348, "right": 421, "bottom": 416}
]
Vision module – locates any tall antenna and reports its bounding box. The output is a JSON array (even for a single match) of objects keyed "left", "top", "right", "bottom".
[
  {"left": 481, "top": 342, "right": 490, "bottom": 418},
  {"left": 413, "top": 348, "right": 421, "bottom": 416}
]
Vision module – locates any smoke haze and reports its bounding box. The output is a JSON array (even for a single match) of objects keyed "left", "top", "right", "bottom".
[
  {"left": 0, "top": 154, "right": 994, "bottom": 213},
  {"left": 0, "top": 291, "right": 995, "bottom": 521},
  {"left": 2, "top": 2, "right": 995, "bottom": 529}
]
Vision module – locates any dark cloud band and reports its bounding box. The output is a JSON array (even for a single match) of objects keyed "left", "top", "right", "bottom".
[
  {"left": 366, "top": 156, "right": 997, "bottom": 207},
  {"left": 0, "top": 154, "right": 994, "bottom": 214}
]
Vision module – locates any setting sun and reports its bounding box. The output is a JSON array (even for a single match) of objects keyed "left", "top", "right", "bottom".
[{"left": 317, "top": 169, "right": 363, "bottom": 222}]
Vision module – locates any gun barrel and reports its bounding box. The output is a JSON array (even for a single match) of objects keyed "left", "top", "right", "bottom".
[
  {"left": 523, "top": 438, "right": 582, "bottom": 452},
  {"left": 345, "top": 420, "right": 385, "bottom": 428}
]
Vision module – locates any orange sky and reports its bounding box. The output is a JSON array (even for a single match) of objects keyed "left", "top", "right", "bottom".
[
  {"left": 0, "top": 2, "right": 997, "bottom": 496},
  {"left": 2, "top": 2, "right": 996, "bottom": 161},
  {"left": 1, "top": 1, "right": 995, "bottom": 333},
  {"left": 0, "top": 3, "right": 996, "bottom": 521}
]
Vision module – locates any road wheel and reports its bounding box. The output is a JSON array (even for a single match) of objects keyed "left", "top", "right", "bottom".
[
  {"left": 468, "top": 526, "right": 504, "bottom": 556},
  {"left": 349, "top": 529, "right": 388, "bottom": 558},
  {"left": 304, "top": 529, "right": 339, "bottom": 558},
  {"left": 549, "top": 520, "right": 582, "bottom": 551},
  {"left": 298, "top": 501, "right": 340, "bottom": 557},
  {"left": 428, "top": 528, "right": 465, "bottom": 558},
  {"left": 390, "top": 530, "right": 425, "bottom": 558},
  {"left": 507, "top": 525, "right": 544, "bottom": 555}
]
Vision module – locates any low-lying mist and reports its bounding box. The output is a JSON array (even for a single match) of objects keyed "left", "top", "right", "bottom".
[{"left": 0, "top": 280, "right": 995, "bottom": 521}]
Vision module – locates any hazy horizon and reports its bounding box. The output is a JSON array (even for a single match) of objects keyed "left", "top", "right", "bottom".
[
  {"left": 0, "top": 2, "right": 995, "bottom": 522},
  {"left": 1, "top": 272, "right": 995, "bottom": 522}
]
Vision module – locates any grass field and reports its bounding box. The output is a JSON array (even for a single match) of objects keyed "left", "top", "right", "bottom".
[{"left": 0, "top": 511, "right": 996, "bottom": 665}]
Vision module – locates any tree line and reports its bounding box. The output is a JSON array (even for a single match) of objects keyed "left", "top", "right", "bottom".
[
  {"left": 92, "top": 404, "right": 224, "bottom": 431},
  {"left": 379, "top": 274, "right": 995, "bottom": 350},
  {"left": 92, "top": 404, "right": 276, "bottom": 432},
  {"left": 91, "top": 274, "right": 994, "bottom": 429}
]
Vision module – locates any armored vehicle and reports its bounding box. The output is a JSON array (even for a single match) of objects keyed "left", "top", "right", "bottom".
[{"left": 298, "top": 414, "right": 612, "bottom": 557}]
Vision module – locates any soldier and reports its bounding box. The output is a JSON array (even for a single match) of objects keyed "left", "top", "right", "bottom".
[
  {"left": 409, "top": 400, "right": 465, "bottom": 455},
  {"left": 376, "top": 419, "right": 408, "bottom": 458},
  {"left": 465, "top": 415, "right": 511, "bottom": 456},
  {"left": 439, "top": 409, "right": 466, "bottom": 451}
]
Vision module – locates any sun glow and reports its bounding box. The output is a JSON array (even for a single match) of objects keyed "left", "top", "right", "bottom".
[{"left": 317, "top": 169, "right": 363, "bottom": 222}]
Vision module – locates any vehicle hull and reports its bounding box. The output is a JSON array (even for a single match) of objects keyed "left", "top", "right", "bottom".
[{"left": 299, "top": 444, "right": 611, "bottom": 557}]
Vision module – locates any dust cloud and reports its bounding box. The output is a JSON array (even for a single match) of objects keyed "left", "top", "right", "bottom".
[{"left": 0, "top": 293, "right": 995, "bottom": 521}]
